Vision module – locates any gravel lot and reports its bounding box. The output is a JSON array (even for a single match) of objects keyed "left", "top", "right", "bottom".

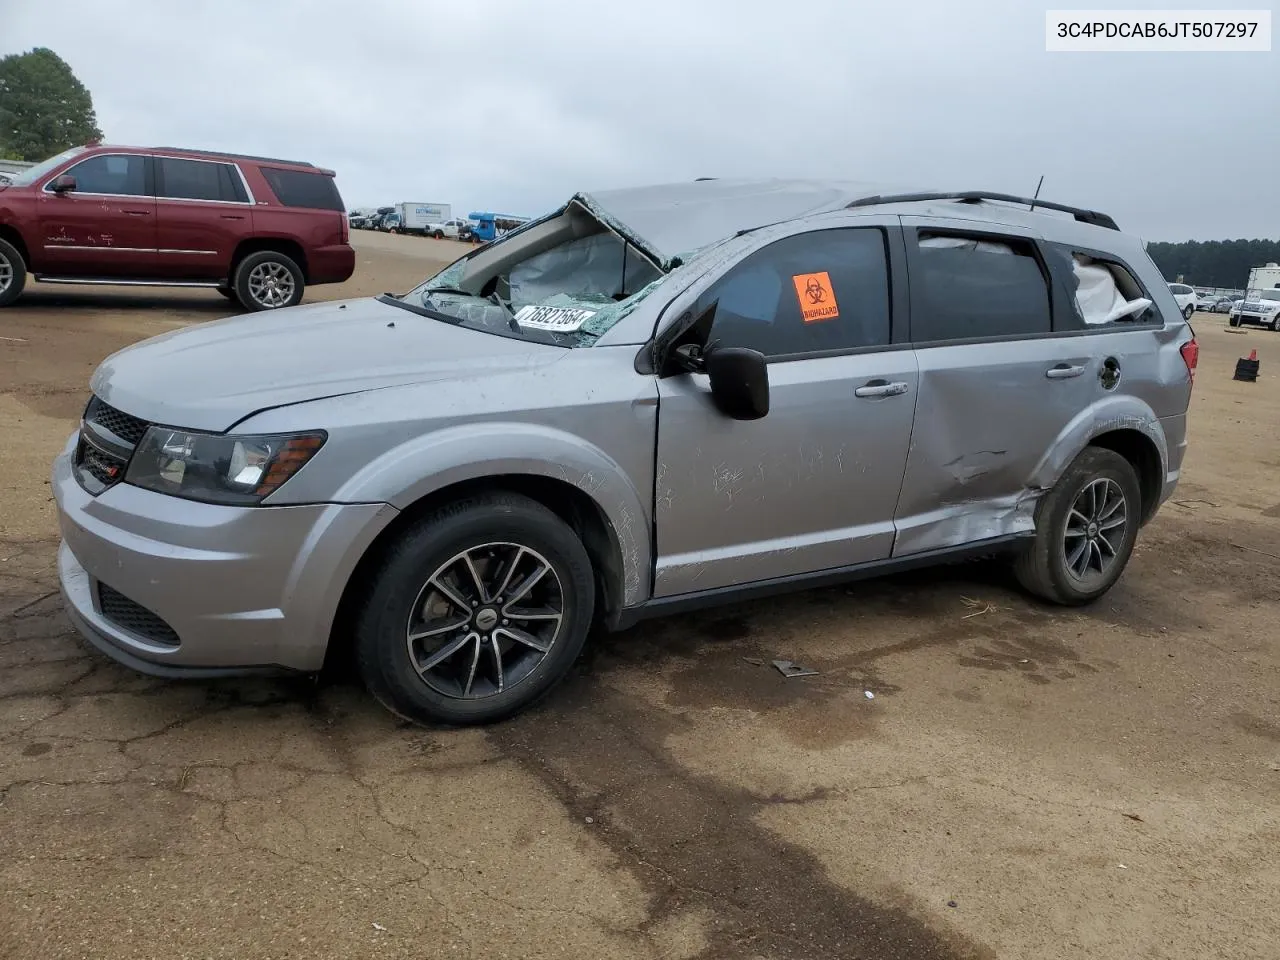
[{"left": 2, "top": 231, "right": 1278, "bottom": 960}]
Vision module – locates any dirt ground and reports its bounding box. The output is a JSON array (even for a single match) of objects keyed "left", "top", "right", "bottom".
[{"left": 2, "top": 231, "right": 1278, "bottom": 960}]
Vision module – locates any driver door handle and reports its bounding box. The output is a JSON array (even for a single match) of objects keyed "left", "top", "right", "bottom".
[
  {"left": 855, "top": 379, "right": 909, "bottom": 398},
  {"left": 1046, "top": 363, "right": 1086, "bottom": 379}
]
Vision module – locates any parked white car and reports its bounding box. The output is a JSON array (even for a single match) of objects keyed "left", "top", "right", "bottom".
[{"left": 1167, "top": 283, "right": 1199, "bottom": 320}]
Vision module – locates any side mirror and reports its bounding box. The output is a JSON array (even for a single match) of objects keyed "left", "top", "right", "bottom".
[
  {"left": 49, "top": 174, "right": 77, "bottom": 193},
  {"left": 705, "top": 346, "right": 770, "bottom": 420}
]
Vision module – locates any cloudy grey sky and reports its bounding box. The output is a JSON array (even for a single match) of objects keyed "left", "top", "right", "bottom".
[{"left": 4, "top": 0, "right": 1277, "bottom": 240}]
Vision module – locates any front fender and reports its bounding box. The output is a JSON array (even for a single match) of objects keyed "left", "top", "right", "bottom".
[{"left": 334, "top": 422, "right": 651, "bottom": 606}]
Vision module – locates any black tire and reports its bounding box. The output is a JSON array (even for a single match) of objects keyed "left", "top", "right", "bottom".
[
  {"left": 1183, "top": 304, "right": 1194, "bottom": 321},
  {"left": 1229, "top": 315, "right": 1240, "bottom": 327},
  {"left": 1271, "top": 318, "right": 1280, "bottom": 333},
  {"left": 355, "top": 492, "right": 595, "bottom": 726},
  {"left": 432, "top": 230, "right": 444, "bottom": 239},
  {"left": 1013, "top": 447, "right": 1142, "bottom": 606},
  {"left": 232, "top": 250, "right": 304, "bottom": 312},
  {"left": 0, "top": 237, "right": 28, "bottom": 308}
]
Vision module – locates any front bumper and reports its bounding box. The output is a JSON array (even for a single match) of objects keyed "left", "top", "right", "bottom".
[{"left": 52, "top": 439, "right": 396, "bottom": 674}]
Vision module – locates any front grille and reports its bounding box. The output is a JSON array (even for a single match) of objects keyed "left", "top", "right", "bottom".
[
  {"left": 85, "top": 396, "right": 149, "bottom": 445},
  {"left": 79, "top": 441, "right": 126, "bottom": 486},
  {"left": 74, "top": 395, "right": 152, "bottom": 496},
  {"left": 97, "top": 583, "right": 181, "bottom": 648}
]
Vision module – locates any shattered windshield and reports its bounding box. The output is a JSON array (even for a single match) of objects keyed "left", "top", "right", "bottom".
[{"left": 401, "top": 229, "right": 665, "bottom": 347}]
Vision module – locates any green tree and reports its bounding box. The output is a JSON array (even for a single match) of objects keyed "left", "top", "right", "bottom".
[
  {"left": 0, "top": 47, "right": 103, "bottom": 161},
  {"left": 1146, "top": 239, "right": 1280, "bottom": 289}
]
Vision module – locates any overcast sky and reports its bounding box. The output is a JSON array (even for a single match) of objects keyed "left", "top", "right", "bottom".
[{"left": 4, "top": 0, "right": 1277, "bottom": 240}]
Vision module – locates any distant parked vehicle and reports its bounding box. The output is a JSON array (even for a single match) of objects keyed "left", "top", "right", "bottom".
[
  {"left": 427, "top": 217, "right": 473, "bottom": 240},
  {"left": 1202, "top": 296, "right": 1235, "bottom": 314},
  {"left": 468, "top": 211, "right": 530, "bottom": 243},
  {"left": 1167, "top": 283, "right": 1199, "bottom": 320},
  {"left": 1229, "top": 289, "right": 1280, "bottom": 330},
  {"left": 394, "top": 203, "right": 451, "bottom": 236},
  {"left": 0, "top": 143, "right": 355, "bottom": 311}
]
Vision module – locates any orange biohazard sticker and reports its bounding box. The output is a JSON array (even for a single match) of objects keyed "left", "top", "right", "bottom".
[{"left": 791, "top": 272, "right": 839, "bottom": 323}]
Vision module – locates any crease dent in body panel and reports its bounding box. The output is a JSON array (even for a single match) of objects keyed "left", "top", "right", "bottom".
[{"left": 943, "top": 449, "right": 1009, "bottom": 484}]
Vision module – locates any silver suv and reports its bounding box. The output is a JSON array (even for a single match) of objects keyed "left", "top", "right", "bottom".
[{"left": 53, "top": 180, "right": 1198, "bottom": 725}]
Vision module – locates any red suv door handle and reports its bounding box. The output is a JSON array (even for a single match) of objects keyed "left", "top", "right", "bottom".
[
  {"left": 220, "top": 214, "right": 246, "bottom": 220},
  {"left": 123, "top": 209, "right": 151, "bottom": 216}
]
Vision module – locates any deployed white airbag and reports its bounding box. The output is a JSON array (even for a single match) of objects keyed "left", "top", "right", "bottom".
[{"left": 1072, "top": 255, "right": 1151, "bottom": 325}]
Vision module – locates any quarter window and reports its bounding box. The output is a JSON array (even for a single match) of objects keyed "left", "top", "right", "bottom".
[
  {"left": 157, "top": 158, "right": 248, "bottom": 203},
  {"left": 697, "top": 228, "right": 892, "bottom": 358},
  {"left": 61, "top": 154, "right": 148, "bottom": 197},
  {"left": 909, "top": 232, "right": 1051, "bottom": 341},
  {"left": 260, "top": 167, "right": 344, "bottom": 211}
]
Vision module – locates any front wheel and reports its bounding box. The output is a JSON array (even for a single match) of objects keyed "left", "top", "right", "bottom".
[
  {"left": 0, "top": 237, "right": 28, "bottom": 308},
  {"left": 233, "top": 251, "right": 305, "bottom": 311},
  {"left": 1014, "top": 447, "right": 1142, "bottom": 606},
  {"left": 355, "top": 492, "right": 596, "bottom": 726},
  {"left": 1183, "top": 304, "right": 1194, "bottom": 321}
]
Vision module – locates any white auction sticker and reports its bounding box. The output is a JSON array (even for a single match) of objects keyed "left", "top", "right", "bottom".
[
  {"left": 513, "top": 304, "right": 597, "bottom": 332},
  {"left": 1046, "top": 10, "right": 1271, "bottom": 51}
]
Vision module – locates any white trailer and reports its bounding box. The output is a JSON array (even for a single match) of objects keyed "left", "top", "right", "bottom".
[
  {"left": 1246, "top": 262, "right": 1280, "bottom": 296},
  {"left": 395, "top": 202, "right": 452, "bottom": 235}
]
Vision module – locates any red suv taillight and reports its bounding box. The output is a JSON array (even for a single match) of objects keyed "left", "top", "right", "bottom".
[
  {"left": 1180, "top": 337, "right": 1199, "bottom": 384},
  {"left": 340, "top": 212, "right": 349, "bottom": 244}
]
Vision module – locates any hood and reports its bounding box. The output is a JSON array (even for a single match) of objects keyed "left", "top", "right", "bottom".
[
  {"left": 91, "top": 297, "right": 566, "bottom": 432},
  {"left": 573, "top": 177, "right": 912, "bottom": 269}
]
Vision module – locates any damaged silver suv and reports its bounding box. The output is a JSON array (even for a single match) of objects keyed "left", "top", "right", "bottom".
[{"left": 53, "top": 180, "right": 1198, "bottom": 725}]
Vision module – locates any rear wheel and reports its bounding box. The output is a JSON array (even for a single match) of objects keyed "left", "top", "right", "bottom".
[
  {"left": 355, "top": 493, "right": 595, "bottom": 726},
  {"left": 0, "top": 237, "right": 28, "bottom": 308},
  {"left": 1183, "top": 304, "right": 1194, "bottom": 321},
  {"left": 233, "top": 250, "right": 304, "bottom": 311},
  {"left": 1229, "top": 315, "right": 1240, "bottom": 327},
  {"left": 1014, "top": 447, "right": 1142, "bottom": 606}
]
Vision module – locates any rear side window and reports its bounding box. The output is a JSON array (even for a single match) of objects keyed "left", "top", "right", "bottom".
[
  {"left": 156, "top": 158, "right": 248, "bottom": 203},
  {"left": 1045, "top": 244, "right": 1158, "bottom": 328},
  {"left": 259, "top": 167, "right": 344, "bottom": 211},
  {"left": 697, "top": 227, "right": 892, "bottom": 358},
  {"left": 909, "top": 232, "right": 1051, "bottom": 342}
]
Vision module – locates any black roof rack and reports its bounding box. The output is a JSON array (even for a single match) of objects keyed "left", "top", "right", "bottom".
[
  {"left": 846, "top": 191, "right": 1119, "bottom": 231},
  {"left": 153, "top": 147, "right": 315, "bottom": 168}
]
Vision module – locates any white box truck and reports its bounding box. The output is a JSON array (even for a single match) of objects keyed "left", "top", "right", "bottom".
[{"left": 394, "top": 202, "right": 452, "bottom": 235}]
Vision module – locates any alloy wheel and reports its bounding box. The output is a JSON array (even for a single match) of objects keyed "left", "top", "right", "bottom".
[
  {"left": 247, "top": 261, "right": 296, "bottom": 308},
  {"left": 0, "top": 252, "right": 11, "bottom": 294},
  {"left": 405, "top": 542, "right": 565, "bottom": 700},
  {"left": 1062, "top": 478, "right": 1128, "bottom": 581}
]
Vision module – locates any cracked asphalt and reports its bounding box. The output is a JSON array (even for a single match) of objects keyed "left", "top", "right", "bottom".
[{"left": 2, "top": 231, "right": 1279, "bottom": 959}]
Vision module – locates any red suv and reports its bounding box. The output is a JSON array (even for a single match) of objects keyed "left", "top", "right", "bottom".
[{"left": 0, "top": 143, "right": 355, "bottom": 311}]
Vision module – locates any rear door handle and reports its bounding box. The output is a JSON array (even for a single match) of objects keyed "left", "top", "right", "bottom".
[
  {"left": 855, "top": 379, "right": 910, "bottom": 398},
  {"left": 220, "top": 214, "right": 246, "bottom": 220},
  {"left": 1046, "top": 363, "right": 1086, "bottom": 379},
  {"left": 123, "top": 209, "right": 151, "bottom": 216}
]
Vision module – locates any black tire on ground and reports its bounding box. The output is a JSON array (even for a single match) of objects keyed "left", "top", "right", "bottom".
[
  {"left": 0, "top": 237, "right": 28, "bottom": 308},
  {"left": 432, "top": 230, "right": 444, "bottom": 239},
  {"left": 1271, "top": 318, "right": 1280, "bottom": 332},
  {"left": 355, "top": 492, "right": 596, "bottom": 726},
  {"left": 1229, "top": 315, "right": 1240, "bottom": 327},
  {"left": 1013, "top": 447, "right": 1143, "bottom": 606},
  {"left": 232, "top": 250, "right": 304, "bottom": 312},
  {"left": 1183, "top": 304, "right": 1194, "bottom": 321}
]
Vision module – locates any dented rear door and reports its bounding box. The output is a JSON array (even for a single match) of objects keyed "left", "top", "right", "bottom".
[{"left": 892, "top": 217, "right": 1096, "bottom": 555}]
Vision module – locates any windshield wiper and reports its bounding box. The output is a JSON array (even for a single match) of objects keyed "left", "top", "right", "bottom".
[{"left": 376, "top": 293, "right": 463, "bottom": 324}]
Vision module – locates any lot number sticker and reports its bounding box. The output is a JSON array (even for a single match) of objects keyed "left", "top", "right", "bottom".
[
  {"left": 791, "top": 272, "right": 839, "bottom": 323},
  {"left": 513, "top": 304, "right": 598, "bottom": 331}
]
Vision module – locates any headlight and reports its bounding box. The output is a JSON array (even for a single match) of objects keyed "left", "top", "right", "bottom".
[{"left": 125, "top": 428, "right": 326, "bottom": 505}]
